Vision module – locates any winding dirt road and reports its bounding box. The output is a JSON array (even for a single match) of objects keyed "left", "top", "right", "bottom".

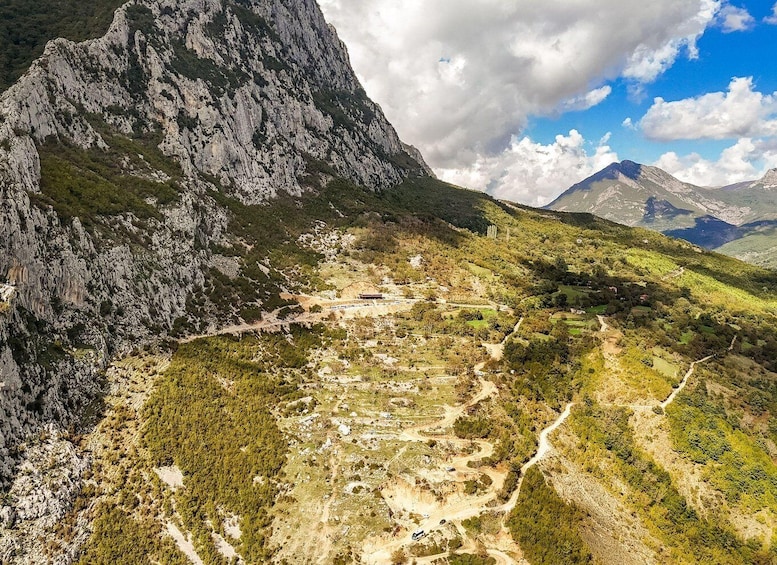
[
  {"left": 660, "top": 354, "right": 714, "bottom": 410},
  {"left": 494, "top": 402, "right": 574, "bottom": 516},
  {"left": 362, "top": 317, "right": 584, "bottom": 564}
]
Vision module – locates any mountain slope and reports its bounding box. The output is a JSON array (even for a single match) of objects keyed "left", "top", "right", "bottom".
[
  {"left": 1, "top": 3, "right": 777, "bottom": 565},
  {"left": 0, "top": 0, "right": 126, "bottom": 92},
  {"left": 715, "top": 169, "right": 777, "bottom": 224},
  {"left": 58, "top": 186, "right": 777, "bottom": 565},
  {"left": 0, "top": 0, "right": 427, "bottom": 492},
  {"left": 546, "top": 160, "right": 754, "bottom": 229}
]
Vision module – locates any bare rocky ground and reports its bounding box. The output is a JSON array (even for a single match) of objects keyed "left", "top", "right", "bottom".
[
  {"left": 541, "top": 431, "right": 662, "bottom": 565},
  {"left": 0, "top": 351, "right": 171, "bottom": 564}
]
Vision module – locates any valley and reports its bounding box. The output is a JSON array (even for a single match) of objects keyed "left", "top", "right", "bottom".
[{"left": 34, "top": 194, "right": 777, "bottom": 564}]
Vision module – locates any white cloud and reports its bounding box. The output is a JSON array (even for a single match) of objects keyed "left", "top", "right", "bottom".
[
  {"left": 437, "top": 130, "right": 619, "bottom": 207},
  {"left": 765, "top": 3, "right": 777, "bottom": 24},
  {"left": 718, "top": 4, "right": 755, "bottom": 32},
  {"left": 319, "top": 0, "right": 721, "bottom": 186},
  {"left": 623, "top": 39, "right": 693, "bottom": 86},
  {"left": 641, "top": 77, "right": 777, "bottom": 141},
  {"left": 622, "top": 117, "right": 636, "bottom": 130},
  {"left": 559, "top": 86, "right": 612, "bottom": 112},
  {"left": 655, "top": 138, "right": 777, "bottom": 186}
]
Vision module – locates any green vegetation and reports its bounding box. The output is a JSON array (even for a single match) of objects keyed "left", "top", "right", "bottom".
[
  {"left": 69, "top": 170, "right": 777, "bottom": 562},
  {"left": 7, "top": 0, "right": 777, "bottom": 559},
  {"left": 384, "top": 176, "right": 498, "bottom": 234},
  {"left": 312, "top": 89, "right": 376, "bottom": 131},
  {"left": 32, "top": 127, "right": 182, "bottom": 236},
  {"left": 668, "top": 376, "right": 777, "bottom": 512},
  {"left": 453, "top": 416, "right": 492, "bottom": 439},
  {"left": 0, "top": 0, "right": 124, "bottom": 91},
  {"left": 78, "top": 507, "right": 187, "bottom": 565},
  {"left": 169, "top": 40, "right": 247, "bottom": 97},
  {"left": 571, "top": 403, "right": 775, "bottom": 563},
  {"left": 79, "top": 327, "right": 325, "bottom": 563},
  {"left": 507, "top": 467, "right": 592, "bottom": 565},
  {"left": 717, "top": 224, "right": 777, "bottom": 269},
  {"left": 501, "top": 329, "right": 591, "bottom": 408}
]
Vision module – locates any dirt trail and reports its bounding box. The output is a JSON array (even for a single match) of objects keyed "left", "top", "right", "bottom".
[
  {"left": 367, "top": 396, "right": 575, "bottom": 564},
  {"left": 480, "top": 318, "right": 524, "bottom": 363},
  {"left": 661, "top": 266, "right": 685, "bottom": 281},
  {"left": 597, "top": 315, "right": 620, "bottom": 359},
  {"left": 596, "top": 314, "right": 716, "bottom": 411},
  {"left": 400, "top": 378, "right": 497, "bottom": 443},
  {"left": 362, "top": 376, "right": 502, "bottom": 563},
  {"left": 316, "top": 442, "right": 342, "bottom": 564},
  {"left": 363, "top": 322, "right": 527, "bottom": 564},
  {"left": 491, "top": 402, "right": 574, "bottom": 515},
  {"left": 180, "top": 296, "right": 415, "bottom": 343},
  {"left": 179, "top": 312, "right": 310, "bottom": 343},
  {"left": 660, "top": 355, "right": 714, "bottom": 410},
  {"left": 363, "top": 318, "right": 582, "bottom": 565}
]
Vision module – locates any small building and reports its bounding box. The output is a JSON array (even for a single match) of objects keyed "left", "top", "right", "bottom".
[{"left": 358, "top": 293, "right": 384, "bottom": 300}]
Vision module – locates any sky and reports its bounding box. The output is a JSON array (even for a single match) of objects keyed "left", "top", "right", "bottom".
[{"left": 317, "top": 0, "right": 777, "bottom": 206}]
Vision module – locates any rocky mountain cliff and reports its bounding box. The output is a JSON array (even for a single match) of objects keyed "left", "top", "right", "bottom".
[{"left": 0, "top": 0, "right": 428, "bottom": 520}]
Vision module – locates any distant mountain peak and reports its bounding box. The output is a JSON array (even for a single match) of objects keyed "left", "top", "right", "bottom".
[
  {"left": 614, "top": 159, "right": 642, "bottom": 179},
  {"left": 555, "top": 160, "right": 644, "bottom": 199},
  {"left": 546, "top": 159, "right": 756, "bottom": 229},
  {"left": 592, "top": 160, "right": 643, "bottom": 182}
]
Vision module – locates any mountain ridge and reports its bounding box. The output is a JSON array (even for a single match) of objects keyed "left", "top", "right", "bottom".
[
  {"left": 547, "top": 160, "right": 777, "bottom": 266},
  {"left": 1, "top": 3, "right": 777, "bottom": 564}
]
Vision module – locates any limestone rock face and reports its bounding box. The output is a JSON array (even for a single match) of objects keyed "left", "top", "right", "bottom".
[
  {"left": 2, "top": 0, "right": 418, "bottom": 202},
  {"left": 0, "top": 0, "right": 428, "bottom": 552}
]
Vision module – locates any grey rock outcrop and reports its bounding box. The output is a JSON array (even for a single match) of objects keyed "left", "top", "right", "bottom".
[{"left": 0, "top": 0, "right": 429, "bottom": 555}]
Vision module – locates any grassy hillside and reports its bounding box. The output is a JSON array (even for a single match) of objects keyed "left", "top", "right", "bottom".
[
  {"left": 716, "top": 222, "right": 777, "bottom": 269},
  {"left": 59, "top": 175, "right": 777, "bottom": 564}
]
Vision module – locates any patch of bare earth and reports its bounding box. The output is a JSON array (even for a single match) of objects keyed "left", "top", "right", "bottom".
[
  {"left": 594, "top": 322, "right": 633, "bottom": 405},
  {"left": 166, "top": 522, "right": 204, "bottom": 565}
]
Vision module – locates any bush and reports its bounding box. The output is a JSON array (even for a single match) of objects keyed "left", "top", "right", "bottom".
[{"left": 507, "top": 467, "right": 592, "bottom": 565}]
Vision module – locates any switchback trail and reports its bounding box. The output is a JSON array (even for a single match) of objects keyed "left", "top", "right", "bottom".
[{"left": 363, "top": 318, "right": 586, "bottom": 565}]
